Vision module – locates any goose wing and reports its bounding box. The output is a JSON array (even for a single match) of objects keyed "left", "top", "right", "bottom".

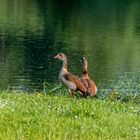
[
  {"left": 63, "top": 73, "right": 86, "bottom": 93},
  {"left": 89, "top": 80, "right": 97, "bottom": 96},
  {"left": 81, "top": 79, "right": 89, "bottom": 90},
  {"left": 80, "top": 79, "right": 90, "bottom": 94}
]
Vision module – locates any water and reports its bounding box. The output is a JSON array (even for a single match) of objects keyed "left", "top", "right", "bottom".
[{"left": 0, "top": 0, "right": 140, "bottom": 91}]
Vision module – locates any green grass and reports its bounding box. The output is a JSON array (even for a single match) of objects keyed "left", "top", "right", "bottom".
[{"left": 0, "top": 91, "right": 140, "bottom": 140}]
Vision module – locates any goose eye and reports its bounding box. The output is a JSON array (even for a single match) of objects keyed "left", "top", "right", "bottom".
[{"left": 80, "top": 58, "right": 84, "bottom": 63}]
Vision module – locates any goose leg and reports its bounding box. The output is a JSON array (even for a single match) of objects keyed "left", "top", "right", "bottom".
[
  {"left": 77, "top": 91, "right": 87, "bottom": 98},
  {"left": 83, "top": 93, "right": 87, "bottom": 98},
  {"left": 68, "top": 90, "right": 74, "bottom": 97},
  {"left": 77, "top": 91, "right": 83, "bottom": 96}
]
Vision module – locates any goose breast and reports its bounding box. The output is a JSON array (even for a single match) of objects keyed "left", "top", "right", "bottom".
[{"left": 59, "top": 73, "right": 77, "bottom": 90}]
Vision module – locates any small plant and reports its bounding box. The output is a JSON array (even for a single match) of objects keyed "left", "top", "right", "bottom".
[{"left": 98, "top": 73, "right": 140, "bottom": 103}]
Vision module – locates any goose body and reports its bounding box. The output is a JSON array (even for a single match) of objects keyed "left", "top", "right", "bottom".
[
  {"left": 80, "top": 57, "right": 97, "bottom": 97},
  {"left": 59, "top": 68, "right": 76, "bottom": 90},
  {"left": 54, "top": 53, "right": 87, "bottom": 97}
]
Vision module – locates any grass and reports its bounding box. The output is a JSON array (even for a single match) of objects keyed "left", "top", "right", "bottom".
[
  {"left": 0, "top": 91, "right": 140, "bottom": 140},
  {"left": 98, "top": 73, "right": 140, "bottom": 104},
  {"left": 0, "top": 73, "right": 140, "bottom": 140}
]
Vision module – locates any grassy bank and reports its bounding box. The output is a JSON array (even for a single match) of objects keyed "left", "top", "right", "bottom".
[{"left": 0, "top": 92, "right": 140, "bottom": 140}]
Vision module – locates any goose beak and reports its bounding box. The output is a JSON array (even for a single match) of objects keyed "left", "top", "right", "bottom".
[
  {"left": 80, "top": 57, "right": 83, "bottom": 64},
  {"left": 54, "top": 54, "right": 59, "bottom": 59}
]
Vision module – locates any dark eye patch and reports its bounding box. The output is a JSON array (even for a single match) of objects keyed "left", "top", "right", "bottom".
[
  {"left": 59, "top": 53, "right": 62, "bottom": 56},
  {"left": 80, "top": 57, "right": 84, "bottom": 64}
]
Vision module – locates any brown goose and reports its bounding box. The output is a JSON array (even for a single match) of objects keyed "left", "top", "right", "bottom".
[
  {"left": 80, "top": 57, "right": 97, "bottom": 97},
  {"left": 54, "top": 53, "right": 87, "bottom": 97}
]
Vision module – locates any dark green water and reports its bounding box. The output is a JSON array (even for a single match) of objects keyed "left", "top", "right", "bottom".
[{"left": 0, "top": 0, "right": 140, "bottom": 91}]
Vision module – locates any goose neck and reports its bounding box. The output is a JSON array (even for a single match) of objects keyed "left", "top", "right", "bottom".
[{"left": 62, "top": 58, "right": 67, "bottom": 69}]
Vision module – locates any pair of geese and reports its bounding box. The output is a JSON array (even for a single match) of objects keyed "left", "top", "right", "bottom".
[{"left": 54, "top": 53, "right": 97, "bottom": 98}]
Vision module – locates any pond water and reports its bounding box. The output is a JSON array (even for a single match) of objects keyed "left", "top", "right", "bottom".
[{"left": 0, "top": 0, "right": 140, "bottom": 91}]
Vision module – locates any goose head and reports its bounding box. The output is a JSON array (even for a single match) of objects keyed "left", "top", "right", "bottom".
[
  {"left": 80, "top": 57, "right": 87, "bottom": 66},
  {"left": 54, "top": 53, "right": 67, "bottom": 61}
]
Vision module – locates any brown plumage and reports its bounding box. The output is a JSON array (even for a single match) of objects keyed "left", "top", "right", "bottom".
[
  {"left": 54, "top": 53, "right": 87, "bottom": 97},
  {"left": 80, "top": 57, "right": 97, "bottom": 97}
]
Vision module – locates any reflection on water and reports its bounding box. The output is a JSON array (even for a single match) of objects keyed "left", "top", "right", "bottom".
[{"left": 0, "top": 0, "right": 140, "bottom": 91}]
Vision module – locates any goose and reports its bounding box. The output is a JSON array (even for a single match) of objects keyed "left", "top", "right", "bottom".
[
  {"left": 80, "top": 57, "right": 97, "bottom": 97},
  {"left": 54, "top": 53, "right": 87, "bottom": 97}
]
